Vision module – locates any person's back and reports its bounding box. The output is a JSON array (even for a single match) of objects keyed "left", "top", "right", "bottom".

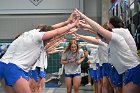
[
  {"left": 10, "top": 29, "right": 44, "bottom": 72},
  {"left": 98, "top": 39, "right": 109, "bottom": 66},
  {"left": 76, "top": 10, "right": 140, "bottom": 93},
  {"left": 87, "top": 47, "right": 98, "bottom": 69},
  {"left": 113, "top": 28, "right": 138, "bottom": 57},
  {"left": 0, "top": 37, "right": 21, "bottom": 64}
]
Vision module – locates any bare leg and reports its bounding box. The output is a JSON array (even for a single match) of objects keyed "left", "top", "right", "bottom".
[
  {"left": 123, "top": 82, "right": 140, "bottom": 93},
  {"left": 97, "top": 79, "right": 102, "bottom": 93},
  {"left": 102, "top": 76, "right": 113, "bottom": 93},
  {"left": 65, "top": 77, "right": 73, "bottom": 93},
  {"left": 114, "top": 86, "right": 122, "bottom": 93},
  {"left": 29, "top": 78, "right": 38, "bottom": 93},
  {"left": 93, "top": 81, "right": 98, "bottom": 93},
  {"left": 86, "top": 70, "right": 91, "bottom": 86},
  {"left": 13, "top": 77, "right": 31, "bottom": 93},
  {"left": 73, "top": 76, "right": 81, "bottom": 93},
  {"left": 1, "top": 79, "right": 16, "bottom": 93},
  {"left": 35, "top": 78, "right": 45, "bottom": 93},
  {"left": 108, "top": 78, "right": 114, "bottom": 93}
]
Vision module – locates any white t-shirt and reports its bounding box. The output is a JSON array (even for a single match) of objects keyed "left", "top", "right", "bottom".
[
  {"left": 85, "top": 43, "right": 98, "bottom": 48},
  {"left": 98, "top": 40, "right": 109, "bottom": 66},
  {"left": 86, "top": 44, "right": 98, "bottom": 70},
  {"left": 109, "top": 32, "right": 139, "bottom": 74},
  {"left": 0, "top": 40, "right": 17, "bottom": 64},
  {"left": 113, "top": 28, "right": 139, "bottom": 59},
  {"left": 87, "top": 49, "right": 98, "bottom": 70},
  {"left": 32, "top": 42, "right": 48, "bottom": 71},
  {"left": 61, "top": 49, "right": 84, "bottom": 74},
  {"left": 9, "top": 29, "right": 45, "bottom": 72}
]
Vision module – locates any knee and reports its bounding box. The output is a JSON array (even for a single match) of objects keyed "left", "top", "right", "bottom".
[
  {"left": 67, "top": 87, "right": 72, "bottom": 93},
  {"left": 67, "top": 89, "right": 72, "bottom": 93},
  {"left": 102, "top": 82, "right": 109, "bottom": 88},
  {"left": 73, "top": 86, "right": 79, "bottom": 93}
]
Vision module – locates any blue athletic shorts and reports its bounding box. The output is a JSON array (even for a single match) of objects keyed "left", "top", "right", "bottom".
[
  {"left": 4, "top": 63, "right": 29, "bottom": 86},
  {"left": 29, "top": 67, "right": 46, "bottom": 82},
  {"left": 89, "top": 68, "right": 97, "bottom": 81},
  {"left": 65, "top": 73, "right": 81, "bottom": 78},
  {"left": 124, "top": 64, "right": 140, "bottom": 86},
  {"left": 96, "top": 63, "right": 102, "bottom": 81},
  {"left": 28, "top": 70, "right": 32, "bottom": 78},
  {"left": 102, "top": 63, "right": 112, "bottom": 77},
  {"left": 0, "top": 61, "right": 7, "bottom": 79},
  {"left": 110, "top": 66, "right": 123, "bottom": 87}
]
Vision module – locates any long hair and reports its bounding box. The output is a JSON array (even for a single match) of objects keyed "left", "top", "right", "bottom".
[
  {"left": 109, "top": 16, "right": 124, "bottom": 28},
  {"left": 64, "top": 40, "right": 79, "bottom": 53}
]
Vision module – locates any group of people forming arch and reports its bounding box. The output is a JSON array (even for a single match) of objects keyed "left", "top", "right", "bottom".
[{"left": 0, "top": 9, "right": 140, "bottom": 93}]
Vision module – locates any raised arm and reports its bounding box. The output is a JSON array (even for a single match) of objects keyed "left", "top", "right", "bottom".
[
  {"left": 42, "top": 17, "right": 79, "bottom": 41},
  {"left": 45, "top": 37, "right": 64, "bottom": 51},
  {"left": 75, "top": 9, "right": 112, "bottom": 41},
  {"left": 74, "top": 33, "right": 99, "bottom": 45},
  {"left": 79, "top": 20, "right": 97, "bottom": 34},
  {"left": 52, "top": 11, "right": 76, "bottom": 29},
  {"left": 48, "top": 49, "right": 63, "bottom": 54},
  {"left": 51, "top": 21, "right": 69, "bottom": 29},
  {"left": 45, "top": 35, "right": 65, "bottom": 49}
]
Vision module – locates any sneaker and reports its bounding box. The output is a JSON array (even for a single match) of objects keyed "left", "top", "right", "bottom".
[{"left": 85, "top": 83, "right": 91, "bottom": 86}]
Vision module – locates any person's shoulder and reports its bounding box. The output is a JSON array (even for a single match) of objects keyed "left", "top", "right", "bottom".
[
  {"left": 112, "top": 32, "right": 123, "bottom": 38},
  {"left": 113, "top": 28, "right": 129, "bottom": 34},
  {"left": 111, "top": 32, "right": 125, "bottom": 44},
  {"left": 112, "top": 28, "right": 122, "bottom": 33}
]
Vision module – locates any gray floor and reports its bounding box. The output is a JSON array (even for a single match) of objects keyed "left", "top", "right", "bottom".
[
  {"left": 0, "top": 85, "right": 94, "bottom": 93},
  {"left": 0, "top": 74, "right": 94, "bottom": 93},
  {"left": 43, "top": 86, "right": 93, "bottom": 93}
]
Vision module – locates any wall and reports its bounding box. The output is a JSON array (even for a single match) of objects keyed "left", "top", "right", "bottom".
[
  {"left": 0, "top": 14, "right": 70, "bottom": 39},
  {"left": 84, "top": 0, "right": 102, "bottom": 24},
  {"left": 101, "top": 0, "right": 112, "bottom": 25},
  {"left": 0, "top": 0, "right": 83, "bottom": 14},
  {"left": 0, "top": 0, "right": 102, "bottom": 39}
]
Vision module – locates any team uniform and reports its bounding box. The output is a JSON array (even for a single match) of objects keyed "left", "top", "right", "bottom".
[
  {"left": 109, "top": 32, "right": 140, "bottom": 86},
  {"left": 2, "top": 29, "right": 45, "bottom": 86},
  {"left": 0, "top": 62, "right": 6, "bottom": 79},
  {"left": 113, "top": 28, "right": 140, "bottom": 61},
  {"left": 61, "top": 48, "right": 84, "bottom": 78},
  {"left": 86, "top": 44, "right": 98, "bottom": 81},
  {"left": 29, "top": 43, "right": 47, "bottom": 82},
  {"left": 110, "top": 28, "right": 140, "bottom": 87},
  {"left": 0, "top": 39, "right": 18, "bottom": 80},
  {"left": 98, "top": 39, "right": 110, "bottom": 78}
]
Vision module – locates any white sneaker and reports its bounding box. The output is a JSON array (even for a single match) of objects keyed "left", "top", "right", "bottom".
[{"left": 85, "top": 83, "right": 91, "bottom": 86}]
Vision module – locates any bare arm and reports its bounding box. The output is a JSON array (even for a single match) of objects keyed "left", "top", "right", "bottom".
[
  {"left": 51, "top": 21, "right": 69, "bottom": 29},
  {"left": 61, "top": 59, "right": 69, "bottom": 65},
  {"left": 46, "top": 38, "right": 64, "bottom": 51},
  {"left": 48, "top": 49, "right": 63, "bottom": 54},
  {"left": 45, "top": 37, "right": 64, "bottom": 49},
  {"left": 75, "top": 56, "right": 85, "bottom": 65},
  {"left": 42, "top": 18, "right": 79, "bottom": 41},
  {"left": 74, "top": 33, "right": 99, "bottom": 45},
  {"left": 76, "top": 9, "right": 112, "bottom": 41},
  {"left": 79, "top": 20, "right": 95, "bottom": 32},
  {"left": 79, "top": 20, "right": 97, "bottom": 35},
  {"left": 52, "top": 11, "right": 76, "bottom": 29}
]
